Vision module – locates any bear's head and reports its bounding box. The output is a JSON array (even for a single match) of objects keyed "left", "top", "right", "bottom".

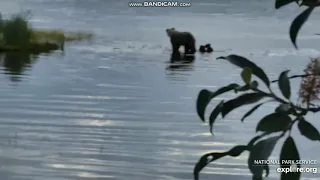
[{"left": 166, "top": 27, "right": 176, "bottom": 37}]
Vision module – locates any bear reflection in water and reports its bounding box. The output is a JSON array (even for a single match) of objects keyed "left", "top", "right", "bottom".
[{"left": 166, "top": 52, "right": 195, "bottom": 71}]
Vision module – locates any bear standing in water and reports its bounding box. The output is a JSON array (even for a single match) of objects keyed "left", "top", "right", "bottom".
[{"left": 166, "top": 28, "right": 196, "bottom": 55}]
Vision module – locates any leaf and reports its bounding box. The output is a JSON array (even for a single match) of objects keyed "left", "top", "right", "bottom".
[
  {"left": 252, "top": 174, "right": 263, "bottom": 180},
  {"left": 241, "top": 103, "right": 264, "bottom": 122},
  {"left": 298, "top": 118, "right": 320, "bottom": 141},
  {"left": 299, "top": 0, "right": 320, "bottom": 7},
  {"left": 241, "top": 67, "right": 252, "bottom": 84},
  {"left": 247, "top": 132, "right": 271, "bottom": 151},
  {"left": 228, "top": 145, "right": 247, "bottom": 156},
  {"left": 275, "top": 103, "right": 292, "bottom": 114},
  {"left": 280, "top": 136, "right": 301, "bottom": 168},
  {"left": 209, "top": 100, "right": 224, "bottom": 135},
  {"left": 221, "top": 92, "right": 267, "bottom": 118},
  {"left": 280, "top": 136, "right": 301, "bottom": 180},
  {"left": 281, "top": 170, "right": 301, "bottom": 180},
  {"left": 196, "top": 84, "right": 240, "bottom": 122},
  {"left": 234, "top": 81, "right": 259, "bottom": 94},
  {"left": 194, "top": 145, "right": 247, "bottom": 180},
  {"left": 290, "top": 7, "right": 314, "bottom": 49},
  {"left": 248, "top": 136, "right": 281, "bottom": 178},
  {"left": 242, "top": 100, "right": 274, "bottom": 122},
  {"left": 247, "top": 135, "right": 263, "bottom": 150},
  {"left": 209, "top": 83, "right": 240, "bottom": 99},
  {"left": 275, "top": 0, "right": 298, "bottom": 9},
  {"left": 256, "top": 113, "right": 292, "bottom": 133},
  {"left": 278, "top": 70, "right": 291, "bottom": 99},
  {"left": 196, "top": 90, "right": 213, "bottom": 122},
  {"left": 263, "top": 165, "right": 269, "bottom": 177},
  {"left": 194, "top": 152, "right": 226, "bottom": 180},
  {"left": 217, "top": 55, "right": 270, "bottom": 87},
  {"left": 250, "top": 80, "right": 259, "bottom": 89},
  {"left": 235, "top": 84, "right": 251, "bottom": 93}
]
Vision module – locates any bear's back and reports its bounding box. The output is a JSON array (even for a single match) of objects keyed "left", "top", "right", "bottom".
[{"left": 170, "top": 31, "right": 195, "bottom": 44}]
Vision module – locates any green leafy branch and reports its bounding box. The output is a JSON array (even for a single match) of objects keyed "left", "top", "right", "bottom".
[
  {"left": 194, "top": 1, "right": 320, "bottom": 180},
  {"left": 194, "top": 55, "right": 320, "bottom": 180},
  {"left": 271, "top": 73, "right": 320, "bottom": 83},
  {"left": 276, "top": 0, "right": 320, "bottom": 49}
]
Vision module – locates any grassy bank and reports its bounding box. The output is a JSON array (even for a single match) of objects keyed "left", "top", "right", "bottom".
[
  {"left": 31, "top": 29, "right": 93, "bottom": 43},
  {"left": 0, "top": 12, "right": 93, "bottom": 53}
]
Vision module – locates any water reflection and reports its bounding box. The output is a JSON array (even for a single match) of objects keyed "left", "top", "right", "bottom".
[
  {"left": 166, "top": 52, "right": 195, "bottom": 71},
  {"left": 0, "top": 52, "right": 39, "bottom": 81},
  {"left": 165, "top": 52, "right": 195, "bottom": 82},
  {"left": 0, "top": 49, "right": 61, "bottom": 82}
]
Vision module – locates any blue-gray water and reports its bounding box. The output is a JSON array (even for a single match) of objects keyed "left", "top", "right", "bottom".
[{"left": 0, "top": 0, "right": 319, "bottom": 180}]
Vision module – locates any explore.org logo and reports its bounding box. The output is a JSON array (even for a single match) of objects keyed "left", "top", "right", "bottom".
[
  {"left": 277, "top": 166, "right": 318, "bottom": 174},
  {"left": 254, "top": 159, "right": 319, "bottom": 174}
]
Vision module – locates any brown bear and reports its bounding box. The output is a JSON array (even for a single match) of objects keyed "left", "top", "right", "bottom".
[{"left": 166, "top": 28, "right": 196, "bottom": 55}]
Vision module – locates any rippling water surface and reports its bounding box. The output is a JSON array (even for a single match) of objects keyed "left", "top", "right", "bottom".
[{"left": 0, "top": 0, "right": 320, "bottom": 180}]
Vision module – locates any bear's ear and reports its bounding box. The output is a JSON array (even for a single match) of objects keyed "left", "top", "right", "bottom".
[{"left": 171, "top": 27, "right": 175, "bottom": 30}]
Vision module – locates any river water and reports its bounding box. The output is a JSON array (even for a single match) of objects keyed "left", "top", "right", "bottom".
[{"left": 0, "top": 0, "right": 319, "bottom": 180}]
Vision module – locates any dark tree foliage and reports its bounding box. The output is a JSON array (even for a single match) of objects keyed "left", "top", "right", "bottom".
[{"left": 194, "top": 1, "right": 320, "bottom": 180}]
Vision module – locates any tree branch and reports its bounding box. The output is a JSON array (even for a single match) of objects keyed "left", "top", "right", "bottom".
[
  {"left": 306, "top": 106, "right": 320, "bottom": 113},
  {"left": 271, "top": 74, "right": 319, "bottom": 83}
]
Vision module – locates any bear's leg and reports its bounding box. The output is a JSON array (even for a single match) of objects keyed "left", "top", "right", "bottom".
[
  {"left": 170, "top": 52, "right": 182, "bottom": 62},
  {"left": 171, "top": 42, "right": 180, "bottom": 54},
  {"left": 190, "top": 46, "right": 196, "bottom": 54},
  {"left": 189, "top": 41, "right": 196, "bottom": 54},
  {"left": 184, "top": 44, "right": 190, "bottom": 54},
  {"left": 185, "top": 44, "right": 195, "bottom": 54}
]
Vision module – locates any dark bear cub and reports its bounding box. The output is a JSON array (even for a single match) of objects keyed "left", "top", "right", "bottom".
[
  {"left": 205, "top": 44, "right": 213, "bottom": 53},
  {"left": 198, "top": 44, "right": 213, "bottom": 53},
  {"left": 199, "top": 45, "right": 206, "bottom": 53}
]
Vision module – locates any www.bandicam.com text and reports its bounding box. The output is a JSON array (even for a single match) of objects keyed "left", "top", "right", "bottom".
[{"left": 129, "top": 1, "right": 191, "bottom": 7}]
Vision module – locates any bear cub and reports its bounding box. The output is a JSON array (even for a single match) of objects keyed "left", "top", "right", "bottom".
[
  {"left": 205, "top": 44, "right": 213, "bottom": 53},
  {"left": 199, "top": 45, "right": 206, "bottom": 53},
  {"left": 199, "top": 44, "right": 213, "bottom": 53}
]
